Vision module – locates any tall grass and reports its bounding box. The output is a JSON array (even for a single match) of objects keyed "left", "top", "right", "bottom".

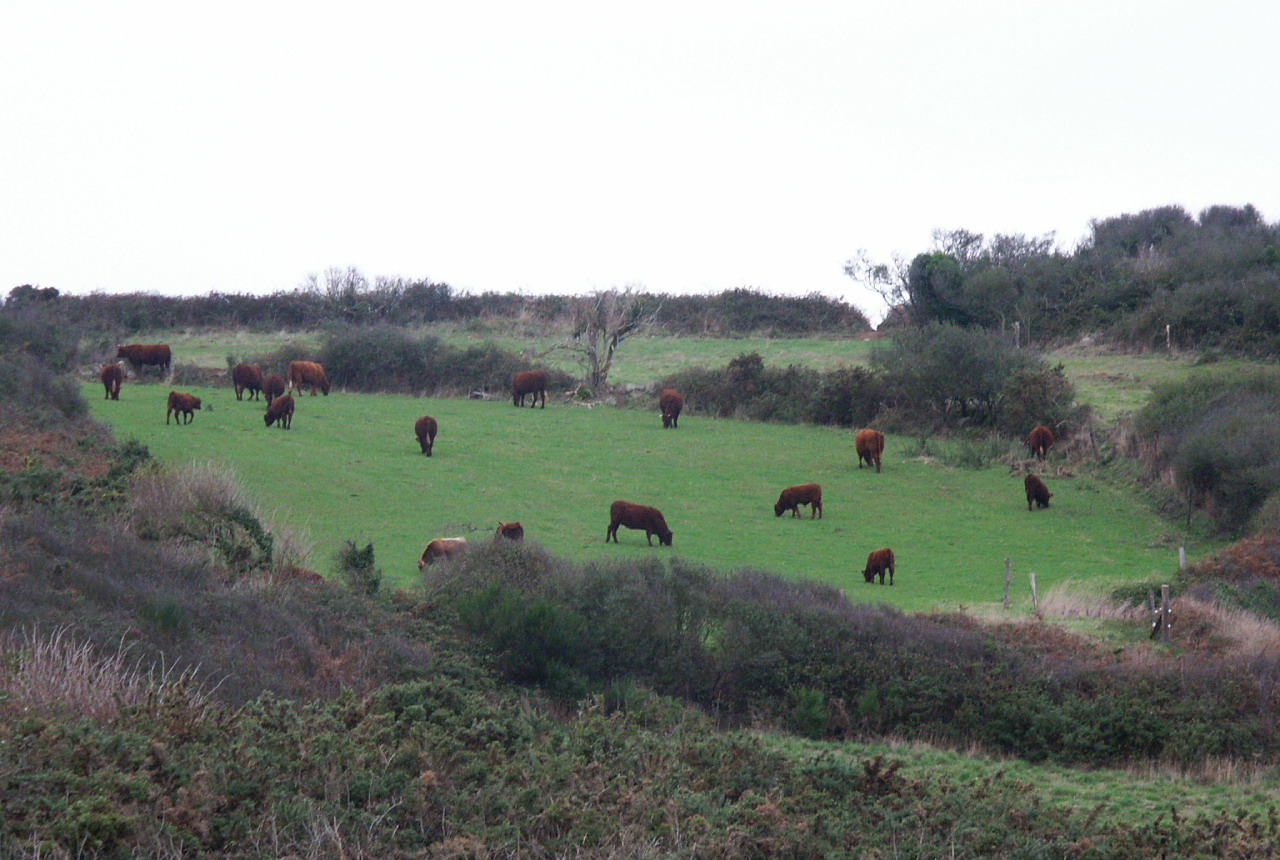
[{"left": 0, "top": 626, "right": 210, "bottom": 722}]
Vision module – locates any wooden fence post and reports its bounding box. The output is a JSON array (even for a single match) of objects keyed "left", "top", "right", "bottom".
[
  {"left": 1160, "top": 584, "right": 1171, "bottom": 642},
  {"left": 1029, "top": 572, "right": 1039, "bottom": 616},
  {"left": 1003, "top": 558, "right": 1012, "bottom": 609},
  {"left": 1179, "top": 546, "right": 1186, "bottom": 570}
]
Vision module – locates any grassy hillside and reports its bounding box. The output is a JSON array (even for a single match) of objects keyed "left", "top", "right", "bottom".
[
  {"left": 86, "top": 381, "right": 1210, "bottom": 610},
  {"left": 114, "top": 326, "right": 1272, "bottom": 416}
]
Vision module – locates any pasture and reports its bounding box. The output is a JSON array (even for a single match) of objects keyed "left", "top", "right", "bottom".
[
  {"left": 120, "top": 326, "right": 1269, "bottom": 413},
  {"left": 84, "top": 380, "right": 1209, "bottom": 612}
]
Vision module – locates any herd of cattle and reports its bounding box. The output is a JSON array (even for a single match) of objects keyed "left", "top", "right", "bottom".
[{"left": 103, "top": 342, "right": 1060, "bottom": 586}]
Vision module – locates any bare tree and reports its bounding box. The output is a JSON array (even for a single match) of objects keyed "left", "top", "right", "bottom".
[
  {"left": 555, "top": 287, "right": 661, "bottom": 390},
  {"left": 844, "top": 250, "right": 909, "bottom": 321}
]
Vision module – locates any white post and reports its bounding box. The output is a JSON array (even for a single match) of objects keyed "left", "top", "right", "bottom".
[
  {"left": 1179, "top": 546, "right": 1186, "bottom": 570},
  {"left": 1029, "top": 572, "right": 1040, "bottom": 615}
]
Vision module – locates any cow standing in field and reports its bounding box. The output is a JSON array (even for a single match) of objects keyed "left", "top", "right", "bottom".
[
  {"left": 264, "top": 394, "right": 294, "bottom": 429},
  {"left": 263, "top": 374, "right": 286, "bottom": 404},
  {"left": 100, "top": 362, "right": 123, "bottom": 400},
  {"left": 606, "top": 500, "right": 673, "bottom": 546},
  {"left": 415, "top": 416, "right": 438, "bottom": 456},
  {"left": 855, "top": 429, "right": 885, "bottom": 472},
  {"left": 774, "top": 483, "right": 823, "bottom": 519},
  {"left": 1025, "top": 473, "right": 1053, "bottom": 510},
  {"left": 659, "top": 389, "right": 684, "bottom": 429},
  {"left": 232, "top": 363, "right": 264, "bottom": 401},
  {"left": 166, "top": 391, "right": 201, "bottom": 425},
  {"left": 863, "top": 548, "right": 895, "bottom": 585},
  {"left": 495, "top": 521, "right": 524, "bottom": 542},
  {"left": 288, "top": 361, "right": 330, "bottom": 396},
  {"left": 117, "top": 343, "right": 172, "bottom": 375},
  {"left": 418, "top": 537, "right": 468, "bottom": 569},
  {"left": 512, "top": 371, "right": 547, "bottom": 408},
  {"left": 1027, "top": 425, "right": 1055, "bottom": 459}
]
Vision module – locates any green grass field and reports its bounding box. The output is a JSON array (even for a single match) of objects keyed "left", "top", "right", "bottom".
[{"left": 86, "top": 380, "right": 1210, "bottom": 611}]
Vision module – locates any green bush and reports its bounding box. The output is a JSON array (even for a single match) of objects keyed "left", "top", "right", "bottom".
[{"left": 336, "top": 539, "right": 381, "bottom": 596}]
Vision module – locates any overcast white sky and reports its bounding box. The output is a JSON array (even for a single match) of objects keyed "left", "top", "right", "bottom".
[{"left": 3, "top": 1, "right": 1277, "bottom": 321}]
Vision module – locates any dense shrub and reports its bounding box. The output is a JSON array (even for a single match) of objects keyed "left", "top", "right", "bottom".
[
  {"left": 314, "top": 327, "right": 574, "bottom": 395},
  {"left": 871, "top": 323, "right": 1074, "bottom": 435},
  {"left": 423, "top": 543, "right": 1280, "bottom": 767},
  {"left": 666, "top": 353, "right": 888, "bottom": 427},
  {"left": 1135, "top": 368, "right": 1280, "bottom": 532},
  {"left": 665, "top": 337, "right": 1075, "bottom": 439}
]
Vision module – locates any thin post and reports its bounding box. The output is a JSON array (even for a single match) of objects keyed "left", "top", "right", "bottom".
[
  {"left": 1166, "top": 323, "right": 1172, "bottom": 352},
  {"left": 1159, "top": 584, "right": 1171, "bottom": 642},
  {"left": 1029, "top": 572, "right": 1039, "bottom": 616},
  {"left": 1179, "top": 546, "right": 1186, "bottom": 570},
  {"left": 1003, "top": 558, "right": 1012, "bottom": 609}
]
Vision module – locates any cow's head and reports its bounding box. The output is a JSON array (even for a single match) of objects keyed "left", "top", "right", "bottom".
[
  {"left": 658, "top": 528, "right": 673, "bottom": 546},
  {"left": 862, "top": 567, "right": 876, "bottom": 584},
  {"left": 773, "top": 500, "right": 787, "bottom": 517},
  {"left": 191, "top": 397, "right": 202, "bottom": 410}
]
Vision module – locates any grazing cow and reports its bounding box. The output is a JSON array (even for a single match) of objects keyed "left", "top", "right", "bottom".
[
  {"left": 863, "top": 548, "right": 896, "bottom": 585},
  {"left": 116, "top": 343, "right": 172, "bottom": 374},
  {"left": 659, "top": 389, "right": 684, "bottom": 429},
  {"left": 232, "top": 363, "right": 264, "bottom": 401},
  {"left": 606, "top": 500, "right": 673, "bottom": 546},
  {"left": 418, "top": 537, "right": 468, "bottom": 569},
  {"left": 414, "top": 415, "right": 438, "bottom": 456},
  {"left": 1027, "top": 425, "right": 1055, "bottom": 459},
  {"left": 263, "top": 374, "right": 286, "bottom": 404},
  {"left": 100, "top": 362, "right": 123, "bottom": 400},
  {"left": 264, "top": 394, "right": 294, "bottom": 429},
  {"left": 511, "top": 370, "right": 547, "bottom": 408},
  {"left": 495, "top": 521, "right": 525, "bottom": 542},
  {"left": 165, "top": 390, "right": 201, "bottom": 425},
  {"left": 287, "top": 360, "right": 330, "bottom": 396},
  {"left": 774, "top": 483, "right": 823, "bottom": 519},
  {"left": 1025, "top": 473, "right": 1053, "bottom": 510},
  {"left": 855, "top": 429, "right": 885, "bottom": 473}
]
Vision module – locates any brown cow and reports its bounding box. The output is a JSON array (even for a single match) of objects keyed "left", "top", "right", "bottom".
[
  {"left": 100, "top": 362, "right": 123, "bottom": 400},
  {"left": 855, "top": 429, "right": 885, "bottom": 472},
  {"left": 659, "top": 389, "right": 684, "bottom": 429},
  {"left": 1027, "top": 425, "right": 1055, "bottom": 459},
  {"left": 495, "top": 521, "right": 525, "bottom": 542},
  {"left": 232, "top": 363, "right": 264, "bottom": 401},
  {"left": 512, "top": 370, "right": 547, "bottom": 408},
  {"left": 1025, "top": 473, "right": 1053, "bottom": 510},
  {"left": 263, "top": 374, "right": 286, "bottom": 404},
  {"left": 116, "top": 343, "right": 171, "bottom": 374},
  {"left": 264, "top": 394, "right": 294, "bottom": 429},
  {"left": 165, "top": 391, "right": 201, "bottom": 425},
  {"left": 774, "top": 483, "right": 823, "bottom": 519},
  {"left": 288, "top": 361, "right": 330, "bottom": 396},
  {"left": 863, "top": 548, "right": 895, "bottom": 585},
  {"left": 418, "top": 537, "right": 468, "bottom": 569},
  {"left": 415, "top": 416, "right": 438, "bottom": 456},
  {"left": 606, "top": 500, "right": 673, "bottom": 546}
]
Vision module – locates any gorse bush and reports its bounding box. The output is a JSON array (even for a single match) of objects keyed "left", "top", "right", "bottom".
[
  {"left": 665, "top": 334, "right": 1077, "bottom": 438},
  {"left": 423, "top": 543, "right": 1280, "bottom": 767},
  {"left": 1136, "top": 368, "right": 1280, "bottom": 532},
  {"left": 336, "top": 539, "right": 381, "bottom": 596},
  {"left": 313, "top": 327, "right": 574, "bottom": 395}
]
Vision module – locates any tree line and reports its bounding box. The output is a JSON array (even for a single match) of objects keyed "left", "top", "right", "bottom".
[
  {"left": 3, "top": 271, "right": 870, "bottom": 337},
  {"left": 847, "top": 202, "right": 1280, "bottom": 353}
]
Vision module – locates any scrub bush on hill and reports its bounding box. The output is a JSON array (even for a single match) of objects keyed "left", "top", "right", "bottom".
[
  {"left": 664, "top": 330, "right": 1076, "bottom": 437},
  {"left": 1136, "top": 368, "right": 1280, "bottom": 532},
  {"left": 313, "top": 327, "right": 574, "bottom": 395},
  {"left": 423, "top": 543, "right": 1280, "bottom": 767}
]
